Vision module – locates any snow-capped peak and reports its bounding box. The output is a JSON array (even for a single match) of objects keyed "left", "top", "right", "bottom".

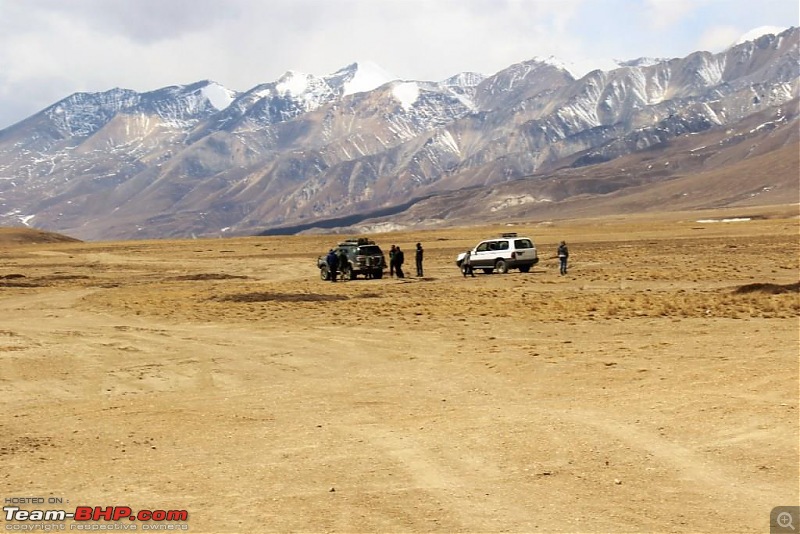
[
  {"left": 275, "top": 70, "right": 311, "bottom": 96},
  {"left": 559, "top": 57, "right": 619, "bottom": 79},
  {"left": 200, "top": 81, "right": 237, "bottom": 111},
  {"left": 530, "top": 55, "right": 573, "bottom": 72},
  {"left": 731, "top": 26, "right": 789, "bottom": 47},
  {"left": 336, "top": 61, "right": 398, "bottom": 96}
]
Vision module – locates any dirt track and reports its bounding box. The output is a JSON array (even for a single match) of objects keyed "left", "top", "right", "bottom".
[{"left": 1, "top": 209, "right": 798, "bottom": 533}]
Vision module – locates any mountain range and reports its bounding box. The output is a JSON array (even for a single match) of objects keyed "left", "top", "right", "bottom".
[{"left": 0, "top": 27, "right": 797, "bottom": 240}]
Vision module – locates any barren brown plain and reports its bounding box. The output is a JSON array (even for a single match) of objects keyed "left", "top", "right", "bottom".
[{"left": 1, "top": 206, "right": 799, "bottom": 533}]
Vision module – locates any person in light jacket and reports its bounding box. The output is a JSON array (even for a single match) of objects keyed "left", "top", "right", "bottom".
[{"left": 462, "top": 250, "right": 475, "bottom": 278}]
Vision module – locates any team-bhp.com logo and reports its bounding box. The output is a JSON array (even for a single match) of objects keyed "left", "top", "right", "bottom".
[{"left": 4, "top": 505, "right": 188, "bottom": 530}]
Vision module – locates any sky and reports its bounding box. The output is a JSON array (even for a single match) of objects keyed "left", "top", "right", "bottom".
[{"left": 0, "top": 0, "right": 797, "bottom": 130}]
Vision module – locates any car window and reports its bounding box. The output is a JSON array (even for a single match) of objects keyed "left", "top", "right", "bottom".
[
  {"left": 476, "top": 242, "right": 489, "bottom": 252},
  {"left": 515, "top": 239, "right": 533, "bottom": 249},
  {"left": 498, "top": 241, "right": 509, "bottom": 250},
  {"left": 358, "top": 246, "right": 382, "bottom": 255}
]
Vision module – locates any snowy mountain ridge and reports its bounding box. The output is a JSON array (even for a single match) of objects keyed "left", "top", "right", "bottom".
[{"left": 0, "top": 27, "right": 797, "bottom": 239}]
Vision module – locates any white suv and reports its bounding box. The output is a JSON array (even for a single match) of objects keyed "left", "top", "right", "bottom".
[{"left": 456, "top": 233, "right": 539, "bottom": 274}]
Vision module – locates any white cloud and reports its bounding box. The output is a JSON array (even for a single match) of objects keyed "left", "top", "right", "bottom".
[
  {"left": 697, "top": 25, "right": 746, "bottom": 52},
  {"left": 0, "top": 0, "right": 797, "bottom": 130},
  {"left": 642, "top": 0, "right": 704, "bottom": 30}
]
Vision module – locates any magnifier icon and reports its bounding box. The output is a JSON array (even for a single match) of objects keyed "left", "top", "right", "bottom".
[{"left": 778, "top": 511, "right": 795, "bottom": 530}]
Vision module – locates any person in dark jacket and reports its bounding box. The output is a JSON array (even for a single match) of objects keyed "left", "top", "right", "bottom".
[
  {"left": 337, "top": 249, "right": 348, "bottom": 281},
  {"left": 389, "top": 245, "right": 397, "bottom": 277},
  {"left": 325, "top": 249, "right": 339, "bottom": 282},
  {"left": 557, "top": 241, "right": 569, "bottom": 275},
  {"left": 394, "top": 246, "right": 405, "bottom": 278},
  {"left": 415, "top": 243, "right": 424, "bottom": 277}
]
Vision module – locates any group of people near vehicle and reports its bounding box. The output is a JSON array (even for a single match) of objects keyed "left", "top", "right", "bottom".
[
  {"left": 325, "top": 242, "right": 425, "bottom": 282},
  {"left": 327, "top": 240, "right": 568, "bottom": 281},
  {"left": 323, "top": 248, "right": 351, "bottom": 282}
]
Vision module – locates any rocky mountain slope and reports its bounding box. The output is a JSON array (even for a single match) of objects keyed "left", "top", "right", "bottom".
[
  {"left": 332, "top": 102, "right": 798, "bottom": 235},
  {"left": 0, "top": 29, "right": 797, "bottom": 240}
]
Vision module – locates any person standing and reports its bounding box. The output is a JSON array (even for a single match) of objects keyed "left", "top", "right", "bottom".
[
  {"left": 394, "top": 246, "right": 405, "bottom": 278},
  {"left": 557, "top": 241, "right": 569, "bottom": 275},
  {"left": 337, "top": 248, "right": 349, "bottom": 281},
  {"left": 415, "top": 242, "right": 424, "bottom": 277},
  {"left": 462, "top": 250, "right": 475, "bottom": 277},
  {"left": 389, "top": 245, "right": 397, "bottom": 277},
  {"left": 325, "top": 249, "right": 339, "bottom": 282},
  {"left": 364, "top": 255, "right": 373, "bottom": 279}
]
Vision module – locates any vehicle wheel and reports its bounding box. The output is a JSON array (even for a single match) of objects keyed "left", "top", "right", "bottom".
[
  {"left": 482, "top": 268, "right": 493, "bottom": 274},
  {"left": 495, "top": 259, "right": 508, "bottom": 274},
  {"left": 373, "top": 270, "right": 383, "bottom": 279},
  {"left": 320, "top": 265, "right": 330, "bottom": 280},
  {"left": 519, "top": 265, "right": 530, "bottom": 273}
]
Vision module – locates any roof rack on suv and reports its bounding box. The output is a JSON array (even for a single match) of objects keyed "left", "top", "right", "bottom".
[
  {"left": 501, "top": 232, "right": 518, "bottom": 238},
  {"left": 338, "top": 237, "right": 376, "bottom": 246}
]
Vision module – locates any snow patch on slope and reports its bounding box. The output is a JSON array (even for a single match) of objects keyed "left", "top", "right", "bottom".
[
  {"left": 434, "top": 130, "right": 460, "bottom": 155},
  {"left": 442, "top": 72, "right": 485, "bottom": 87},
  {"left": 489, "top": 195, "right": 551, "bottom": 212},
  {"left": 617, "top": 57, "right": 669, "bottom": 68},
  {"left": 392, "top": 82, "right": 419, "bottom": 110}
]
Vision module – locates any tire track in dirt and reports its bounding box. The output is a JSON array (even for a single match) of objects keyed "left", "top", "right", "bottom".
[
  {"left": 341, "top": 421, "right": 535, "bottom": 531},
  {"left": 552, "top": 407, "right": 788, "bottom": 525}
]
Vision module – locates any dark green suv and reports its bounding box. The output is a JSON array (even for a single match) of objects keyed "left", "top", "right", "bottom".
[{"left": 318, "top": 238, "right": 386, "bottom": 280}]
